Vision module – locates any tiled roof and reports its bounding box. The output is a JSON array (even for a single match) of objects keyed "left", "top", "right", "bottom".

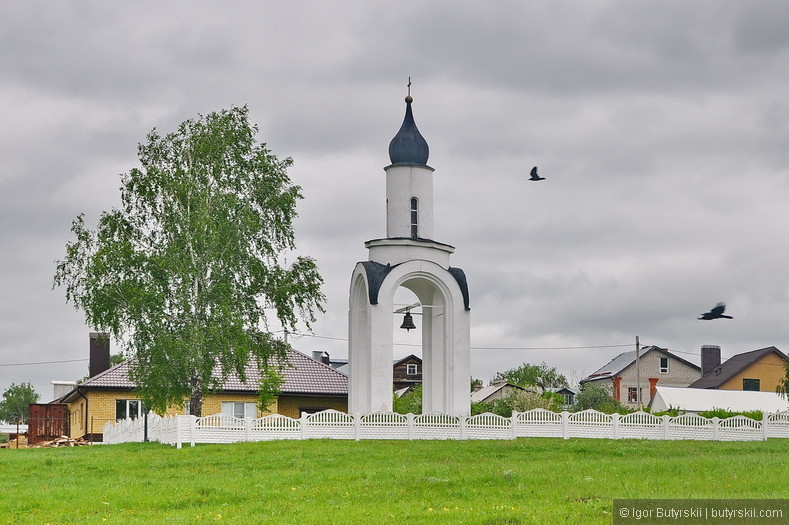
[
  {"left": 76, "top": 347, "right": 348, "bottom": 396},
  {"left": 688, "top": 346, "right": 786, "bottom": 389}
]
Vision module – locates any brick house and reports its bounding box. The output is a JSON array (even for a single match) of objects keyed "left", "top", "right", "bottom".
[
  {"left": 56, "top": 334, "right": 348, "bottom": 441},
  {"left": 689, "top": 345, "right": 788, "bottom": 392},
  {"left": 580, "top": 346, "right": 701, "bottom": 408}
]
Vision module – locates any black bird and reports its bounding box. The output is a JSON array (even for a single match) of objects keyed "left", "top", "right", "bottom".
[
  {"left": 528, "top": 166, "right": 545, "bottom": 181},
  {"left": 698, "top": 302, "right": 733, "bottom": 320}
]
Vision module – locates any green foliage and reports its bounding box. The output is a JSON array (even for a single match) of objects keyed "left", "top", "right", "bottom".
[
  {"left": 0, "top": 382, "right": 40, "bottom": 424},
  {"left": 471, "top": 400, "right": 495, "bottom": 415},
  {"left": 470, "top": 377, "right": 484, "bottom": 392},
  {"left": 53, "top": 106, "right": 325, "bottom": 416},
  {"left": 574, "top": 383, "right": 633, "bottom": 414},
  {"left": 698, "top": 407, "right": 764, "bottom": 421},
  {"left": 472, "top": 390, "right": 561, "bottom": 418},
  {"left": 777, "top": 360, "right": 789, "bottom": 400},
  {"left": 493, "top": 362, "right": 568, "bottom": 393},
  {"left": 393, "top": 384, "right": 423, "bottom": 414},
  {"left": 258, "top": 368, "right": 284, "bottom": 413}
]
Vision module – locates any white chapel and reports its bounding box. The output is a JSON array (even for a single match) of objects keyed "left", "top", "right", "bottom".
[{"left": 348, "top": 93, "right": 471, "bottom": 416}]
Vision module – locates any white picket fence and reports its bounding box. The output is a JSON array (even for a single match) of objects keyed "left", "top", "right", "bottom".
[{"left": 103, "top": 408, "right": 789, "bottom": 447}]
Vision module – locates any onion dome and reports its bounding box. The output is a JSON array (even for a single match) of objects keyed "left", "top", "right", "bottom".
[{"left": 388, "top": 95, "right": 429, "bottom": 166}]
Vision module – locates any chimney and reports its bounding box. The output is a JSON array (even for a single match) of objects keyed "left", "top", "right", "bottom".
[
  {"left": 89, "top": 332, "right": 111, "bottom": 378},
  {"left": 311, "top": 350, "right": 331, "bottom": 365},
  {"left": 701, "top": 345, "right": 721, "bottom": 377}
]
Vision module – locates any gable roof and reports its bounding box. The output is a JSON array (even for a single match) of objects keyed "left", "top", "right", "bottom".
[
  {"left": 688, "top": 346, "right": 787, "bottom": 389},
  {"left": 470, "top": 382, "right": 524, "bottom": 404},
  {"left": 581, "top": 346, "right": 700, "bottom": 383},
  {"left": 393, "top": 354, "right": 422, "bottom": 367},
  {"left": 650, "top": 385, "right": 789, "bottom": 413},
  {"left": 61, "top": 347, "right": 347, "bottom": 401}
]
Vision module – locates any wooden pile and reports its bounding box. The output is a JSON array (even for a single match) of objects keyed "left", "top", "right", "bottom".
[{"left": 31, "top": 435, "right": 92, "bottom": 448}]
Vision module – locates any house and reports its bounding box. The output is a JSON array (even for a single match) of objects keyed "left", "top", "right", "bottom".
[
  {"left": 55, "top": 333, "right": 348, "bottom": 441},
  {"left": 470, "top": 381, "right": 525, "bottom": 404},
  {"left": 688, "top": 345, "right": 788, "bottom": 392},
  {"left": 393, "top": 355, "right": 422, "bottom": 391},
  {"left": 650, "top": 385, "right": 789, "bottom": 413},
  {"left": 546, "top": 387, "right": 579, "bottom": 408},
  {"left": 312, "top": 351, "right": 423, "bottom": 392},
  {"left": 580, "top": 346, "right": 701, "bottom": 408}
]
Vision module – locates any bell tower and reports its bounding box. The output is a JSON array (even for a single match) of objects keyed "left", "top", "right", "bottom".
[{"left": 348, "top": 90, "right": 471, "bottom": 416}]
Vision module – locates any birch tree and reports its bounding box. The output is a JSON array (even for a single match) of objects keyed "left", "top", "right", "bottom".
[{"left": 54, "top": 106, "right": 324, "bottom": 416}]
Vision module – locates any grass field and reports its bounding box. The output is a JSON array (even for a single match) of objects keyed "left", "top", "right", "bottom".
[{"left": 1, "top": 438, "right": 788, "bottom": 524}]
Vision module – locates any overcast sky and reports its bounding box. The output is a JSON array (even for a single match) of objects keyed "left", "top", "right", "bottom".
[{"left": 3, "top": 1, "right": 789, "bottom": 401}]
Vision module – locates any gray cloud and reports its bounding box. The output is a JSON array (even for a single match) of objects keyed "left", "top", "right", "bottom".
[{"left": 2, "top": 1, "right": 789, "bottom": 397}]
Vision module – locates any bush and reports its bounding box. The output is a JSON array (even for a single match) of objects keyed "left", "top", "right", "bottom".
[
  {"left": 573, "top": 383, "right": 633, "bottom": 414},
  {"left": 393, "top": 385, "right": 422, "bottom": 414},
  {"left": 698, "top": 407, "right": 763, "bottom": 421}
]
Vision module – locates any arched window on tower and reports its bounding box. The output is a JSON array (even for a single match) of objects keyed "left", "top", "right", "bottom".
[{"left": 410, "top": 197, "right": 418, "bottom": 238}]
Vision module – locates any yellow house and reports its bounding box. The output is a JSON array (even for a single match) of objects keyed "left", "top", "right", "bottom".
[
  {"left": 58, "top": 347, "right": 348, "bottom": 441},
  {"left": 689, "top": 345, "right": 788, "bottom": 392}
]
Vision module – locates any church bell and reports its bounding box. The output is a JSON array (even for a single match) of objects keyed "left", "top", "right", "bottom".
[{"left": 399, "top": 311, "right": 416, "bottom": 331}]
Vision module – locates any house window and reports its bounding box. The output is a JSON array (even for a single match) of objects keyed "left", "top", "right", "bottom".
[
  {"left": 410, "top": 197, "right": 418, "bottom": 238},
  {"left": 221, "top": 402, "right": 257, "bottom": 419},
  {"left": 116, "top": 399, "right": 143, "bottom": 420},
  {"left": 658, "top": 357, "right": 669, "bottom": 373},
  {"left": 743, "top": 378, "right": 760, "bottom": 391},
  {"left": 627, "top": 387, "right": 642, "bottom": 404},
  {"left": 406, "top": 363, "right": 419, "bottom": 375}
]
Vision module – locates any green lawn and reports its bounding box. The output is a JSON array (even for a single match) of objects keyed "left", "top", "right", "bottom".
[{"left": 1, "top": 438, "right": 787, "bottom": 524}]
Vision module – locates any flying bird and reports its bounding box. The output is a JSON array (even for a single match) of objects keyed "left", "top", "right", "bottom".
[
  {"left": 528, "top": 166, "right": 545, "bottom": 181},
  {"left": 698, "top": 302, "right": 733, "bottom": 320}
]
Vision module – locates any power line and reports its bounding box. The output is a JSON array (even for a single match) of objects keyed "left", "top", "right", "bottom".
[
  {"left": 0, "top": 358, "right": 88, "bottom": 368},
  {"left": 290, "top": 332, "right": 633, "bottom": 351}
]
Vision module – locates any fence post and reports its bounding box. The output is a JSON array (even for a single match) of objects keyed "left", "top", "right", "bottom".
[
  {"left": 510, "top": 412, "right": 518, "bottom": 440},
  {"left": 354, "top": 412, "right": 361, "bottom": 441},
  {"left": 175, "top": 416, "right": 183, "bottom": 449},
  {"left": 662, "top": 415, "right": 669, "bottom": 440},
  {"left": 300, "top": 412, "right": 307, "bottom": 440},
  {"left": 762, "top": 414, "right": 769, "bottom": 441},
  {"left": 460, "top": 415, "right": 467, "bottom": 440},
  {"left": 407, "top": 413, "right": 414, "bottom": 440},
  {"left": 562, "top": 411, "right": 569, "bottom": 440},
  {"left": 612, "top": 413, "right": 620, "bottom": 440},
  {"left": 189, "top": 415, "right": 197, "bottom": 447},
  {"left": 712, "top": 417, "right": 720, "bottom": 441},
  {"left": 245, "top": 417, "right": 252, "bottom": 442}
]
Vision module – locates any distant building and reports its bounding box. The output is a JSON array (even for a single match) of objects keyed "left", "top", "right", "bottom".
[
  {"left": 580, "top": 346, "right": 701, "bottom": 407},
  {"left": 689, "top": 345, "right": 788, "bottom": 392}
]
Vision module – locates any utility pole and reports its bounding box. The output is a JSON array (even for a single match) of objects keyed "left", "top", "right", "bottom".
[{"left": 635, "top": 335, "right": 641, "bottom": 410}]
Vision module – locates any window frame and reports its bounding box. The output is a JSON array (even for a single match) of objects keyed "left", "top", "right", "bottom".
[
  {"left": 115, "top": 399, "right": 143, "bottom": 421},
  {"left": 406, "top": 363, "right": 419, "bottom": 375},
  {"left": 221, "top": 401, "right": 258, "bottom": 419},
  {"left": 743, "top": 378, "right": 760, "bottom": 391},
  {"left": 659, "top": 356, "right": 669, "bottom": 373},
  {"left": 410, "top": 197, "right": 418, "bottom": 238}
]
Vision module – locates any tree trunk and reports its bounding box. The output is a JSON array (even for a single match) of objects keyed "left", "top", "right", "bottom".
[{"left": 189, "top": 375, "right": 203, "bottom": 417}]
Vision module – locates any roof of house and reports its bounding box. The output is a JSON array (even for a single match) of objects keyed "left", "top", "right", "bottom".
[
  {"left": 689, "top": 346, "right": 787, "bottom": 389},
  {"left": 394, "top": 354, "right": 422, "bottom": 366},
  {"left": 581, "top": 346, "right": 700, "bottom": 383},
  {"left": 61, "top": 347, "right": 347, "bottom": 401},
  {"left": 650, "top": 385, "right": 789, "bottom": 413},
  {"left": 470, "top": 382, "right": 524, "bottom": 404}
]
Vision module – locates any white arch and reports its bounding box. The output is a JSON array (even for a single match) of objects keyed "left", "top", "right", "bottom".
[{"left": 348, "top": 259, "right": 470, "bottom": 415}]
